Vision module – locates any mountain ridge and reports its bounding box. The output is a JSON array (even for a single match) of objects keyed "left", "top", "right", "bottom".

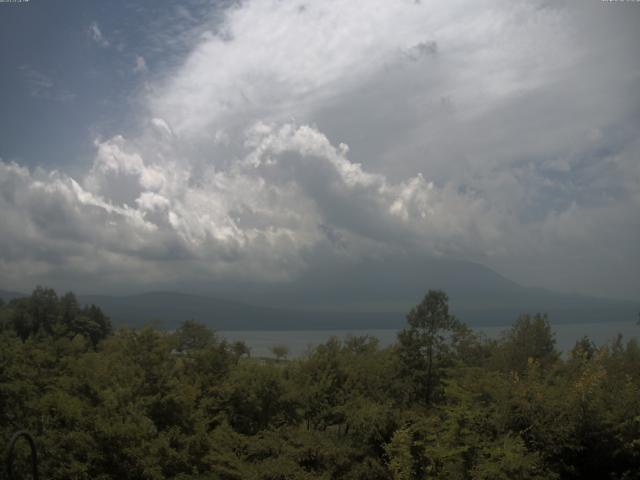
[{"left": 1, "top": 257, "right": 637, "bottom": 329}]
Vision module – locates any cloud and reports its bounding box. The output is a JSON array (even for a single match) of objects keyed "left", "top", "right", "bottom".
[
  {"left": 1, "top": 0, "right": 639, "bottom": 298},
  {"left": 89, "top": 21, "right": 110, "bottom": 48},
  {"left": 2, "top": 117, "right": 637, "bottom": 296},
  {"left": 0, "top": 121, "right": 503, "bottom": 291},
  {"left": 133, "top": 55, "right": 148, "bottom": 74}
]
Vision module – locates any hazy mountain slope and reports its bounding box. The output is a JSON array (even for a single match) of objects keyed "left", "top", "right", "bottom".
[
  {"left": 3, "top": 256, "right": 638, "bottom": 329},
  {"left": 0, "top": 289, "right": 26, "bottom": 302},
  {"left": 76, "top": 289, "right": 638, "bottom": 331},
  {"left": 222, "top": 256, "right": 523, "bottom": 309},
  {"left": 78, "top": 292, "right": 398, "bottom": 330},
  {"left": 206, "top": 256, "right": 638, "bottom": 326},
  {"left": 79, "top": 257, "right": 638, "bottom": 329}
]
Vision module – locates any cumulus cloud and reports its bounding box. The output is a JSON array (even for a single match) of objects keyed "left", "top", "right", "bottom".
[
  {"left": 0, "top": 121, "right": 505, "bottom": 292},
  {"left": 1, "top": 0, "right": 639, "bottom": 298}
]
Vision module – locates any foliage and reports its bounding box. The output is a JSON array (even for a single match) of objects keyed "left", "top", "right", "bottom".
[
  {"left": 0, "top": 287, "right": 639, "bottom": 479},
  {"left": 397, "top": 290, "right": 465, "bottom": 403},
  {"left": 270, "top": 345, "right": 290, "bottom": 361}
]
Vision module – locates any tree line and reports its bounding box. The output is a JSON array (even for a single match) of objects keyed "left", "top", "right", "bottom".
[{"left": 0, "top": 287, "right": 639, "bottom": 479}]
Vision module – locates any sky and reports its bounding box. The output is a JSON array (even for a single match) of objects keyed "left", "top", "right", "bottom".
[{"left": 0, "top": 0, "right": 639, "bottom": 300}]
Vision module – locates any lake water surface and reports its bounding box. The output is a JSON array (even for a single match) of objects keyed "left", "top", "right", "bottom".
[{"left": 220, "top": 321, "right": 639, "bottom": 358}]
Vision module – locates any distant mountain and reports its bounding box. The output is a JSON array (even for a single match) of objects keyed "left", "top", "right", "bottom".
[
  {"left": 0, "top": 289, "right": 26, "bottom": 303},
  {"left": 77, "top": 257, "right": 638, "bottom": 330},
  {"left": 205, "top": 256, "right": 639, "bottom": 327},
  {"left": 77, "top": 292, "right": 400, "bottom": 331},
  {"left": 223, "top": 256, "right": 524, "bottom": 309},
  {"left": 3, "top": 256, "right": 638, "bottom": 330}
]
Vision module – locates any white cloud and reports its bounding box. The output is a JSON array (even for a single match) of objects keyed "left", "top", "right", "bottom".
[
  {"left": 89, "top": 21, "right": 110, "bottom": 48},
  {"left": 133, "top": 55, "right": 148, "bottom": 74},
  {"left": 1, "top": 0, "right": 639, "bottom": 298},
  {"left": 0, "top": 122, "right": 504, "bottom": 291}
]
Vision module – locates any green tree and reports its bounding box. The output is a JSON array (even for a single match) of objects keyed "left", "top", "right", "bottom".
[
  {"left": 570, "top": 336, "right": 596, "bottom": 361},
  {"left": 231, "top": 340, "right": 251, "bottom": 359},
  {"left": 495, "top": 314, "right": 558, "bottom": 373},
  {"left": 174, "top": 319, "right": 215, "bottom": 352},
  {"left": 294, "top": 337, "right": 347, "bottom": 431},
  {"left": 270, "top": 344, "right": 289, "bottom": 361},
  {"left": 397, "top": 290, "right": 462, "bottom": 403},
  {"left": 222, "top": 362, "right": 293, "bottom": 435},
  {"left": 76, "top": 304, "right": 112, "bottom": 346}
]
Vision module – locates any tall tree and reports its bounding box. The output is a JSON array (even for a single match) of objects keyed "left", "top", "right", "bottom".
[
  {"left": 397, "top": 290, "right": 462, "bottom": 403},
  {"left": 497, "top": 313, "right": 558, "bottom": 373}
]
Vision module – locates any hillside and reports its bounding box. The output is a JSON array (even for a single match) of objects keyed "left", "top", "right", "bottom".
[{"left": 3, "top": 257, "right": 637, "bottom": 329}]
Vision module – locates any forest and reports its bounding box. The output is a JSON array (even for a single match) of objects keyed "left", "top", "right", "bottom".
[{"left": 1, "top": 287, "right": 639, "bottom": 479}]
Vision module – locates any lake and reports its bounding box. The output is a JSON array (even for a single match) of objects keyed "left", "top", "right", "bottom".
[{"left": 220, "top": 321, "right": 639, "bottom": 358}]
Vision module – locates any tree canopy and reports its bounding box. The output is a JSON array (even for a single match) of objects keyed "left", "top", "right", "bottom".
[{"left": 1, "top": 286, "right": 638, "bottom": 479}]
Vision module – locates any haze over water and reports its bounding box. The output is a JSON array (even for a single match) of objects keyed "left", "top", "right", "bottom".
[{"left": 221, "top": 321, "right": 640, "bottom": 358}]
